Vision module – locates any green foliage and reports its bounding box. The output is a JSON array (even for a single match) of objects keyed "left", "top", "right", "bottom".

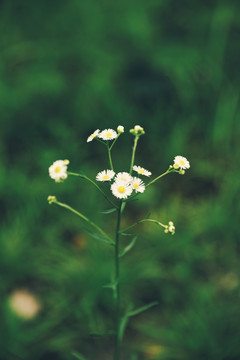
[{"left": 0, "top": 0, "right": 240, "bottom": 359}]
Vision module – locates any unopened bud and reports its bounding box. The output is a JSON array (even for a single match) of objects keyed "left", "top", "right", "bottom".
[{"left": 47, "top": 195, "right": 56, "bottom": 204}]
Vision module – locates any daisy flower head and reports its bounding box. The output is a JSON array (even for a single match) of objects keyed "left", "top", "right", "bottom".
[
  {"left": 115, "top": 172, "right": 132, "bottom": 184},
  {"left": 133, "top": 165, "right": 152, "bottom": 177},
  {"left": 87, "top": 129, "right": 100, "bottom": 143},
  {"left": 173, "top": 156, "right": 190, "bottom": 170},
  {"left": 117, "top": 125, "right": 124, "bottom": 133},
  {"left": 111, "top": 181, "right": 133, "bottom": 199},
  {"left": 49, "top": 160, "right": 69, "bottom": 182},
  {"left": 96, "top": 169, "right": 115, "bottom": 182},
  {"left": 131, "top": 177, "right": 145, "bottom": 193},
  {"left": 98, "top": 128, "right": 118, "bottom": 141}
]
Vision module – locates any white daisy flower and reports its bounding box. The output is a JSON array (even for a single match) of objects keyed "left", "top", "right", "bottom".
[
  {"left": 173, "top": 156, "right": 190, "bottom": 170},
  {"left": 111, "top": 181, "right": 133, "bottom": 199},
  {"left": 115, "top": 172, "right": 132, "bottom": 184},
  {"left": 133, "top": 165, "right": 152, "bottom": 177},
  {"left": 87, "top": 129, "right": 100, "bottom": 143},
  {"left": 98, "top": 129, "right": 118, "bottom": 141},
  {"left": 49, "top": 160, "right": 69, "bottom": 182},
  {"left": 117, "top": 125, "right": 124, "bottom": 133},
  {"left": 131, "top": 177, "right": 145, "bottom": 193},
  {"left": 96, "top": 170, "right": 115, "bottom": 182}
]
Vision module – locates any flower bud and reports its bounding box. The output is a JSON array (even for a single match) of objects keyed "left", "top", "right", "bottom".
[
  {"left": 117, "top": 125, "right": 124, "bottom": 133},
  {"left": 47, "top": 195, "right": 56, "bottom": 204}
]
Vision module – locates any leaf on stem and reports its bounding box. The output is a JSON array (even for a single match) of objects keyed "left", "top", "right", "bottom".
[
  {"left": 119, "top": 236, "right": 137, "bottom": 257},
  {"left": 119, "top": 305, "right": 133, "bottom": 342},
  {"left": 99, "top": 208, "right": 117, "bottom": 214},
  {"left": 84, "top": 228, "right": 114, "bottom": 245},
  {"left": 72, "top": 351, "right": 87, "bottom": 360},
  {"left": 128, "top": 301, "right": 158, "bottom": 317}
]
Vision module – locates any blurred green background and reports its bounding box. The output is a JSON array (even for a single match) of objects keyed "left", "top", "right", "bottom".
[{"left": 1, "top": 0, "right": 240, "bottom": 359}]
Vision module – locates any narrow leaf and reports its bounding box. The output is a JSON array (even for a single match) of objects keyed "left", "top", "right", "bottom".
[
  {"left": 99, "top": 208, "right": 117, "bottom": 214},
  {"left": 72, "top": 351, "right": 87, "bottom": 360},
  {"left": 119, "top": 236, "right": 137, "bottom": 257},
  {"left": 129, "top": 301, "right": 158, "bottom": 317},
  {"left": 119, "top": 305, "right": 133, "bottom": 342},
  {"left": 84, "top": 228, "right": 113, "bottom": 245}
]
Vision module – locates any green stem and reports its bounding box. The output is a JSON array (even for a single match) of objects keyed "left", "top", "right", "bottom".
[
  {"left": 114, "top": 201, "right": 123, "bottom": 360},
  {"left": 109, "top": 134, "right": 120, "bottom": 151},
  {"left": 120, "top": 218, "right": 166, "bottom": 234},
  {"left": 129, "top": 136, "right": 139, "bottom": 175},
  {"left": 68, "top": 172, "right": 117, "bottom": 208},
  {"left": 108, "top": 146, "right": 114, "bottom": 171},
  {"left": 146, "top": 168, "right": 174, "bottom": 187},
  {"left": 52, "top": 199, "right": 114, "bottom": 244}
]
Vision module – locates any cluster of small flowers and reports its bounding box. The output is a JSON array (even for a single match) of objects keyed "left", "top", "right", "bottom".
[
  {"left": 96, "top": 165, "right": 152, "bottom": 199},
  {"left": 129, "top": 125, "right": 145, "bottom": 136},
  {"left": 87, "top": 126, "right": 124, "bottom": 143},
  {"left": 164, "top": 221, "right": 175, "bottom": 235}
]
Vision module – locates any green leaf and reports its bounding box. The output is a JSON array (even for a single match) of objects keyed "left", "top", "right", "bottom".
[
  {"left": 119, "top": 305, "right": 133, "bottom": 342},
  {"left": 99, "top": 208, "right": 117, "bottom": 214},
  {"left": 129, "top": 301, "right": 158, "bottom": 317},
  {"left": 84, "top": 228, "right": 113, "bottom": 245},
  {"left": 120, "top": 232, "right": 134, "bottom": 236},
  {"left": 119, "top": 236, "right": 137, "bottom": 257},
  {"left": 72, "top": 351, "right": 87, "bottom": 360}
]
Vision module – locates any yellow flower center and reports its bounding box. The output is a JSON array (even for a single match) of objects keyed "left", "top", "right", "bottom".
[
  {"left": 106, "top": 132, "right": 112, "bottom": 138},
  {"left": 117, "top": 186, "right": 126, "bottom": 194},
  {"left": 179, "top": 160, "right": 185, "bottom": 166},
  {"left": 103, "top": 175, "right": 109, "bottom": 180},
  {"left": 133, "top": 183, "right": 139, "bottom": 189},
  {"left": 139, "top": 169, "right": 145, "bottom": 174},
  {"left": 54, "top": 166, "right": 61, "bottom": 173}
]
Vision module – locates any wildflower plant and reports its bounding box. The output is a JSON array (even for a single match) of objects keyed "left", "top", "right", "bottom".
[{"left": 48, "top": 125, "right": 190, "bottom": 359}]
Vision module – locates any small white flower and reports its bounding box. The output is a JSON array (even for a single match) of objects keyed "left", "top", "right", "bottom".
[
  {"left": 98, "top": 129, "right": 118, "bottom": 141},
  {"left": 131, "top": 177, "right": 145, "bottom": 193},
  {"left": 49, "top": 160, "right": 69, "bottom": 182},
  {"left": 96, "top": 170, "right": 115, "bottom": 182},
  {"left": 174, "top": 156, "right": 190, "bottom": 170},
  {"left": 115, "top": 172, "right": 132, "bottom": 184},
  {"left": 117, "top": 125, "right": 124, "bottom": 133},
  {"left": 87, "top": 129, "right": 100, "bottom": 143},
  {"left": 111, "top": 181, "right": 133, "bottom": 199},
  {"left": 133, "top": 165, "right": 152, "bottom": 177}
]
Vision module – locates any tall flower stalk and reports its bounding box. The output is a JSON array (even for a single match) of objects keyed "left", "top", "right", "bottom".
[{"left": 48, "top": 125, "right": 190, "bottom": 359}]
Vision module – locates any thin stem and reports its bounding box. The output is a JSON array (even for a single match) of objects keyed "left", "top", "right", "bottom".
[
  {"left": 146, "top": 168, "right": 174, "bottom": 187},
  {"left": 109, "top": 134, "right": 121, "bottom": 151},
  {"left": 120, "top": 218, "right": 166, "bottom": 234},
  {"left": 68, "top": 172, "right": 117, "bottom": 208},
  {"left": 108, "top": 145, "right": 114, "bottom": 171},
  {"left": 129, "top": 136, "right": 139, "bottom": 175},
  {"left": 52, "top": 199, "right": 114, "bottom": 244},
  {"left": 114, "top": 201, "right": 123, "bottom": 360}
]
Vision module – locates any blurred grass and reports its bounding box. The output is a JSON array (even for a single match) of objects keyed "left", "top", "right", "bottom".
[{"left": 0, "top": 0, "right": 240, "bottom": 359}]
